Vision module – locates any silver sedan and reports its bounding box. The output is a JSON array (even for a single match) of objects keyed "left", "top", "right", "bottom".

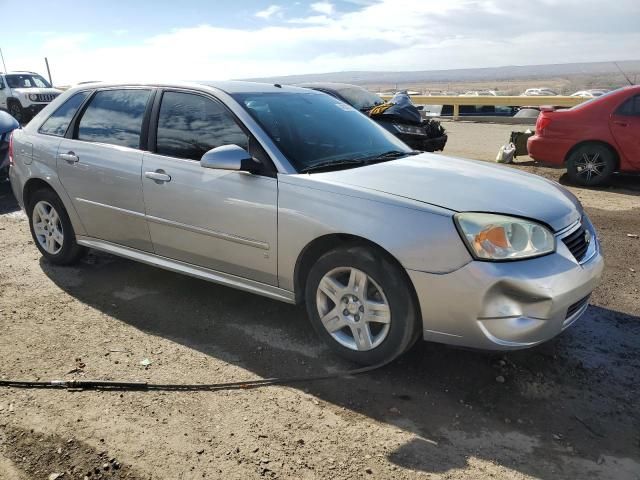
[{"left": 9, "top": 82, "right": 604, "bottom": 364}]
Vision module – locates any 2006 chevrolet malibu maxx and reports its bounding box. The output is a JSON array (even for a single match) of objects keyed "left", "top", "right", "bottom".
[{"left": 9, "top": 82, "right": 604, "bottom": 364}]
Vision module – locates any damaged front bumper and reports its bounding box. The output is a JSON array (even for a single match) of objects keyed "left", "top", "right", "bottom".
[{"left": 408, "top": 221, "right": 604, "bottom": 350}]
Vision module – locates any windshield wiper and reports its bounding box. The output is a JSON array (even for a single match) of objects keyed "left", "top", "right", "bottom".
[
  {"left": 362, "top": 150, "right": 421, "bottom": 163},
  {"left": 299, "top": 150, "right": 419, "bottom": 174},
  {"left": 299, "top": 158, "right": 370, "bottom": 173}
]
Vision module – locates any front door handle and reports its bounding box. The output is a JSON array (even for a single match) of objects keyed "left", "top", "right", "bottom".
[
  {"left": 613, "top": 120, "right": 628, "bottom": 127},
  {"left": 59, "top": 151, "right": 79, "bottom": 163},
  {"left": 145, "top": 170, "right": 172, "bottom": 183}
]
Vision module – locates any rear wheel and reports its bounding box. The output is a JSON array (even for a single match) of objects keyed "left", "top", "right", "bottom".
[
  {"left": 566, "top": 144, "right": 616, "bottom": 187},
  {"left": 305, "top": 245, "right": 420, "bottom": 365},
  {"left": 27, "top": 189, "right": 85, "bottom": 265}
]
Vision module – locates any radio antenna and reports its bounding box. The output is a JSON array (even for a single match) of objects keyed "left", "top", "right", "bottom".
[{"left": 613, "top": 61, "right": 634, "bottom": 86}]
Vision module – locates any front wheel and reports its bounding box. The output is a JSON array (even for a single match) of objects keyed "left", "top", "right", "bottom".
[
  {"left": 7, "top": 101, "right": 25, "bottom": 124},
  {"left": 27, "top": 189, "right": 85, "bottom": 265},
  {"left": 305, "top": 245, "right": 420, "bottom": 365},
  {"left": 566, "top": 144, "right": 616, "bottom": 187}
]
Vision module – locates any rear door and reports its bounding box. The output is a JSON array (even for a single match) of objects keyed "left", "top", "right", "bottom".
[
  {"left": 141, "top": 89, "right": 278, "bottom": 285},
  {"left": 56, "top": 88, "right": 155, "bottom": 251},
  {"left": 610, "top": 94, "right": 640, "bottom": 169}
]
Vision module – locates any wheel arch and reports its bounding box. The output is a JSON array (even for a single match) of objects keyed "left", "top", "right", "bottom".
[
  {"left": 564, "top": 140, "right": 620, "bottom": 171},
  {"left": 293, "top": 233, "right": 421, "bottom": 319},
  {"left": 23, "top": 177, "right": 57, "bottom": 209}
]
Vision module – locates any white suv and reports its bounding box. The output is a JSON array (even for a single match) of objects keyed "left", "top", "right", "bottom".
[{"left": 0, "top": 71, "right": 62, "bottom": 123}]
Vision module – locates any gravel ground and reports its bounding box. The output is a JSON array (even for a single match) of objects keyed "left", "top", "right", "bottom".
[{"left": 0, "top": 122, "right": 639, "bottom": 479}]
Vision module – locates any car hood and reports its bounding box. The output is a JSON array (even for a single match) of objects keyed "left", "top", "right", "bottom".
[
  {"left": 309, "top": 154, "right": 582, "bottom": 232},
  {"left": 12, "top": 87, "right": 62, "bottom": 95}
]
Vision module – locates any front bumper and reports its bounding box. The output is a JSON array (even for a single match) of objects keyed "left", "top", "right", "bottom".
[
  {"left": 24, "top": 103, "right": 48, "bottom": 117},
  {"left": 408, "top": 221, "right": 604, "bottom": 350},
  {"left": 402, "top": 134, "right": 448, "bottom": 153}
]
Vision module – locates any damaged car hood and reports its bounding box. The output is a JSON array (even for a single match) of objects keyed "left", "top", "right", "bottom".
[{"left": 307, "top": 154, "right": 582, "bottom": 232}]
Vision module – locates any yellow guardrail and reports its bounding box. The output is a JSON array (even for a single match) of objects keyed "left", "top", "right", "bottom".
[{"left": 380, "top": 95, "right": 587, "bottom": 118}]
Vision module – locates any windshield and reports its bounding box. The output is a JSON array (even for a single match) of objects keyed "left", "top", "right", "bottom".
[
  {"left": 333, "top": 86, "right": 384, "bottom": 110},
  {"left": 569, "top": 88, "right": 620, "bottom": 110},
  {"left": 234, "top": 91, "right": 411, "bottom": 172},
  {"left": 6, "top": 74, "right": 51, "bottom": 89}
]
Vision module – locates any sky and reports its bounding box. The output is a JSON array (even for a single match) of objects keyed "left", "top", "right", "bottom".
[{"left": 1, "top": 0, "right": 639, "bottom": 85}]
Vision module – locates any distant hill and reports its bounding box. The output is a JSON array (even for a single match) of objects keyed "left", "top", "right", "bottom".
[{"left": 242, "top": 60, "right": 640, "bottom": 86}]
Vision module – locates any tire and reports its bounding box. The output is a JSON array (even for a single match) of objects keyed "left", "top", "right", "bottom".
[
  {"left": 305, "top": 245, "right": 420, "bottom": 365},
  {"left": 7, "top": 100, "right": 25, "bottom": 124},
  {"left": 566, "top": 143, "right": 616, "bottom": 187},
  {"left": 27, "top": 188, "right": 85, "bottom": 265}
]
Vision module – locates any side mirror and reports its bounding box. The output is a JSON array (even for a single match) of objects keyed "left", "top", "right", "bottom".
[
  {"left": 415, "top": 105, "right": 424, "bottom": 111},
  {"left": 200, "top": 144, "right": 260, "bottom": 173}
]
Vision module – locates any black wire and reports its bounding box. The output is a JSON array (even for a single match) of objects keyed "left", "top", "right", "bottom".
[{"left": 0, "top": 360, "right": 391, "bottom": 392}]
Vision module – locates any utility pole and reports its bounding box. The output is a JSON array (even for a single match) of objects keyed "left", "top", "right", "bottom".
[
  {"left": 0, "top": 47, "right": 7, "bottom": 73},
  {"left": 45, "top": 57, "right": 53, "bottom": 85}
]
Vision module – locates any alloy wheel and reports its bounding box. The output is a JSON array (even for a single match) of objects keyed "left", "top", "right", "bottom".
[
  {"left": 575, "top": 152, "right": 606, "bottom": 183},
  {"left": 32, "top": 200, "right": 64, "bottom": 255},
  {"left": 316, "top": 267, "right": 391, "bottom": 351}
]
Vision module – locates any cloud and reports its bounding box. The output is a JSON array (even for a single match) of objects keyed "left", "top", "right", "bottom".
[
  {"left": 311, "top": 2, "right": 335, "bottom": 15},
  {"left": 255, "top": 5, "right": 283, "bottom": 19},
  {"left": 19, "top": 0, "right": 640, "bottom": 85}
]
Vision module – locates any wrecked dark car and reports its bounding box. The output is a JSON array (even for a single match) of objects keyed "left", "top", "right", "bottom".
[
  {"left": 298, "top": 83, "right": 447, "bottom": 152},
  {"left": 0, "top": 110, "right": 19, "bottom": 182}
]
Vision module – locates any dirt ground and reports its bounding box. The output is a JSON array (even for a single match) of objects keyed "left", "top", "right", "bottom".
[{"left": 0, "top": 122, "right": 639, "bottom": 479}]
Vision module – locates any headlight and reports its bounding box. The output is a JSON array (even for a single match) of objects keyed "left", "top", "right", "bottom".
[
  {"left": 28, "top": 94, "right": 38, "bottom": 101},
  {"left": 393, "top": 123, "right": 425, "bottom": 136},
  {"left": 454, "top": 213, "right": 555, "bottom": 261}
]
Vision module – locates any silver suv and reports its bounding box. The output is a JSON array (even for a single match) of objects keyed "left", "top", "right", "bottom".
[{"left": 9, "top": 82, "right": 604, "bottom": 364}]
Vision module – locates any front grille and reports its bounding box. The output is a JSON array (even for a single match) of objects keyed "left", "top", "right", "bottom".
[
  {"left": 35, "top": 93, "right": 59, "bottom": 102},
  {"left": 566, "top": 295, "right": 590, "bottom": 319},
  {"left": 562, "top": 224, "right": 590, "bottom": 262}
]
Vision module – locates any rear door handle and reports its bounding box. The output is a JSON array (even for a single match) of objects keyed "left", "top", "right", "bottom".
[
  {"left": 613, "top": 121, "right": 628, "bottom": 127},
  {"left": 59, "top": 151, "right": 79, "bottom": 163},
  {"left": 145, "top": 170, "right": 172, "bottom": 183}
]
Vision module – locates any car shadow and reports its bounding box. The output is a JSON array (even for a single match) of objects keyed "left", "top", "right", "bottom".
[
  {"left": 0, "top": 180, "right": 19, "bottom": 215},
  {"left": 39, "top": 251, "right": 640, "bottom": 478},
  {"left": 512, "top": 160, "right": 640, "bottom": 196}
]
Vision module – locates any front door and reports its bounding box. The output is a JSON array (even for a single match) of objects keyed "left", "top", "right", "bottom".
[
  {"left": 0, "top": 77, "right": 7, "bottom": 111},
  {"left": 56, "top": 88, "right": 154, "bottom": 252},
  {"left": 610, "top": 94, "right": 640, "bottom": 169},
  {"left": 141, "top": 90, "right": 278, "bottom": 285}
]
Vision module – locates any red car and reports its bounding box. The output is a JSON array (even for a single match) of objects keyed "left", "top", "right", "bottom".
[{"left": 528, "top": 85, "right": 640, "bottom": 186}]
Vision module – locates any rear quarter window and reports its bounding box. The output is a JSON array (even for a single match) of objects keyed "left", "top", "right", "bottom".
[
  {"left": 615, "top": 95, "right": 640, "bottom": 116},
  {"left": 39, "top": 91, "right": 90, "bottom": 137},
  {"left": 77, "top": 89, "right": 151, "bottom": 149}
]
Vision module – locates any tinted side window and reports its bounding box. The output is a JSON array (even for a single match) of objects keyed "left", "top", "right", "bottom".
[
  {"left": 616, "top": 96, "right": 640, "bottom": 116},
  {"left": 39, "top": 91, "right": 90, "bottom": 137},
  {"left": 77, "top": 89, "right": 151, "bottom": 149},
  {"left": 156, "top": 91, "right": 248, "bottom": 161}
]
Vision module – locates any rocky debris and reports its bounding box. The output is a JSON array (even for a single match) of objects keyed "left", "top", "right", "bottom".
[
  {"left": 495, "top": 375, "right": 506, "bottom": 384},
  {"left": 0, "top": 425, "right": 140, "bottom": 480}
]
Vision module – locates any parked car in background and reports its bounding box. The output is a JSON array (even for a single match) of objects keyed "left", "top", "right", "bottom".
[
  {"left": 522, "top": 88, "right": 558, "bottom": 96},
  {"left": 570, "top": 89, "right": 609, "bottom": 98},
  {"left": 460, "top": 90, "right": 498, "bottom": 96},
  {"left": 10, "top": 81, "right": 603, "bottom": 364},
  {"left": 0, "top": 110, "right": 19, "bottom": 182},
  {"left": 0, "top": 71, "right": 62, "bottom": 123},
  {"left": 528, "top": 85, "right": 640, "bottom": 186},
  {"left": 298, "top": 82, "right": 447, "bottom": 152}
]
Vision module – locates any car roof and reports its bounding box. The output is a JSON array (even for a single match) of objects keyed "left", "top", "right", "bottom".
[
  {"left": 65, "top": 80, "right": 318, "bottom": 96},
  {"left": 296, "top": 82, "right": 368, "bottom": 91}
]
